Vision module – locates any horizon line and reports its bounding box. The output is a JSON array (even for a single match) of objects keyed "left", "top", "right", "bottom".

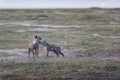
[{"left": 0, "top": 7, "right": 120, "bottom": 9}]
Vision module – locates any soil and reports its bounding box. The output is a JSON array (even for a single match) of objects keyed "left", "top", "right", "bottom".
[{"left": 0, "top": 48, "right": 120, "bottom": 62}]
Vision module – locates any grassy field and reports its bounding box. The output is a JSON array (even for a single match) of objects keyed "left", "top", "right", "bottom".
[
  {"left": 0, "top": 58, "right": 120, "bottom": 80},
  {"left": 0, "top": 24, "right": 119, "bottom": 54},
  {"left": 0, "top": 8, "right": 120, "bottom": 25},
  {"left": 0, "top": 8, "right": 120, "bottom": 80}
]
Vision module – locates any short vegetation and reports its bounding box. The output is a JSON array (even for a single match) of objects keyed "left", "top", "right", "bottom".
[{"left": 0, "top": 8, "right": 120, "bottom": 80}]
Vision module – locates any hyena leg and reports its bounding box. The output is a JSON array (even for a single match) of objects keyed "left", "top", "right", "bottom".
[
  {"left": 36, "top": 48, "right": 39, "bottom": 58},
  {"left": 34, "top": 48, "right": 39, "bottom": 58},
  {"left": 58, "top": 48, "right": 64, "bottom": 57},
  {"left": 31, "top": 49, "right": 35, "bottom": 58},
  {"left": 54, "top": 50, "right": 59, "bottom": 57},
  {"left": 28, "top": 48, "right": 31, "bottom": 58},
  {"left": 46, "top": 50, "right": 49, "bottom": 57},
  {"left": 59, "top": 51, "right": 64, "bottom": 57}
]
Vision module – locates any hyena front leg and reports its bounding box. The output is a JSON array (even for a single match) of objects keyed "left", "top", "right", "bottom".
[
  {"left": 31, "top": 49, "right": 35, "bottom": 58},
  {"left": 36, "top": 48, "right": 39, "bottom": 58},
  {"left": 28, "top": 48, "right": 31, "bottom": 58},
  {"left": 28, "top": 48, "right": 36, "bottom": 58},
  {"left": 46, "top": 51, "right": 49, "bottom": 57},
  {"left": 34, "top": 48, "right": 39, "bottom": 58},
  {"left": 46, "top": 49, "right": 49, "bottom": 57}
]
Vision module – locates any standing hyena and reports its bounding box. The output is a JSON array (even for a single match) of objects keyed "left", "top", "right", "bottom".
[
  {"left": 28, "top": 35, "right": 42, "bottom": 58},
  {"left": 40, "top": 40, "right": 64, "bottom": 57}
]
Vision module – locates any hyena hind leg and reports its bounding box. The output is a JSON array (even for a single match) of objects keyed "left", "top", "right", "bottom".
[
  {"left": 57, "top": 48, "right": 64, "bottom": 57},
  {"left": 59, "top": 51, "right": 64, "bottom": 57},
  {"left": 54, "top": 50, "right": 59, "bottom": 57}
]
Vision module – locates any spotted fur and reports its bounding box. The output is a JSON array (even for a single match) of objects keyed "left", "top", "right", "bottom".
[{"left": 40, "top": 40, "right": 64, "bottom": 57}]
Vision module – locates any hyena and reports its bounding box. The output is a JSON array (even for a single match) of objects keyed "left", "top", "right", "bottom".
[
  {"left": 40, "top": 40, "right": 64, "bottom": 57},
  {"left": 28, "top": 35, "right": 42, "bottom": 58}
]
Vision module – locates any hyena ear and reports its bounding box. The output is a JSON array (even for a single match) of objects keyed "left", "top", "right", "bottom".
[{"left": 35, "top": 35, "right": 38, "bottom": 39}]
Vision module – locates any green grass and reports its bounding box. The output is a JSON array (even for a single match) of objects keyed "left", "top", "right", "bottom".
[
  {"left": 0, "top": 24, "right": 120, "bottom": 54},
  {"left": 0, "top": 9, "right": 120, "bottom": 80},
  {"left": 0, "top": 59, "right": 120, "bottom": 80},
  {"left": 0, "top": 8, "right": 120, "bottom": 25}
]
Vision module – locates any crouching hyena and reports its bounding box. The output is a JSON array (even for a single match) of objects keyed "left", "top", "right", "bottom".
[
  {"left": 40, "top": 40, "right": 64, "bottom": 57},
  {"left": 28, "top": 35, "right": 42, "bottom": 58}
]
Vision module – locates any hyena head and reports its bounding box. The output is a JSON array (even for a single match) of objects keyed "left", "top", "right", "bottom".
[
  {"left": 40, "top": 40, "right": 48, "bottom": 46},
  {"left": 35, "top": 35, "right": 42, "bottom": 44}
]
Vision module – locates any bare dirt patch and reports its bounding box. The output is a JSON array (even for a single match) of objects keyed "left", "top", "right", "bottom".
[
  {"left": 0, "top": 48, "right": 120, "bottom": 62},
  {"left": 15, "top": 27, "right": 56, "bottom": 32},
  {"left": 92, "top": 34, "right": 120, "bottom": 39}
]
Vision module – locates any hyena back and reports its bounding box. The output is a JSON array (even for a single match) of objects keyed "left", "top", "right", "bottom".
[{"left": 40, "top": 40, "right": 64, "bottom": 57}]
